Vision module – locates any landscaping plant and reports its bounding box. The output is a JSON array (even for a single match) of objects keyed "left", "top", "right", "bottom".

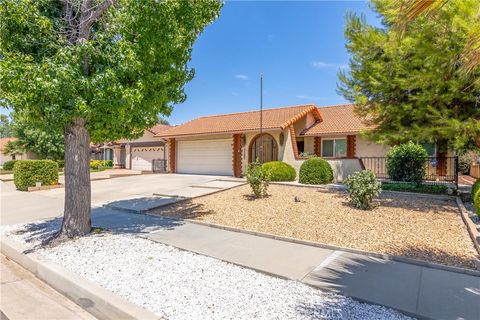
[
  {"left": 299, "top": 158, "right": 333, "bottom": 185},
  {"left": 0, "top": 0, "right": 221, "bottom": 240},
  {"left": 381, "top": 182, "right": 448, "bottom": 195},
  {"left": 262, "top": 161, "right": 296, "bottom": 182},
  {"left": 386, "top": 142, "right": 428, "bottom": 184},
  {"left": 473, "top": 179, "right": 480, "bottom": 217},
  {"left": 246, "top": 161, "right": 270, "bottom": 198},
  {"left": 2, "top": 160, "right": 17, "bottom": 171},
  {"left": 13, "top": 160, "right": 59, "bottom": 191},
  {"left": 344, "top": 170, "right": 382, "bottom": 210}
]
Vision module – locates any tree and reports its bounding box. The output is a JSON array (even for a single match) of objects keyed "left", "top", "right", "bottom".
[
  {"left": 12, "top": 116, "right": 64, "bottom": 159},
  {"left": 0, "top": 0, "right": 222, "bottom": 241},
  {"left": 338, "top": 0, "right": 480, "bottom": 150},
  {"left": 157, "top": 116, "right": 170, "bottom": 126},
  {"left": 2, "top": 139, "right": 25, "bottom": 156},
  {"left": 0, "top": 114, "right": 13, "bottom": 138}
]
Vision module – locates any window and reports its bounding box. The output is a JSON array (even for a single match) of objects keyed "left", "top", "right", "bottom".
[
  {"left": 322, "top": 138, "right": 347, "bottom": 158},
  {"left": 296, "top": 141, "right": 304, "bottom": 153}
]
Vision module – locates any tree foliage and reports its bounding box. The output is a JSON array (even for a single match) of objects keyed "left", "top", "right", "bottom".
[
  {"left": 0, "top": 0, "right": 222, "bottom": 142},
  {"left": 338, "top": 0, "right": 480, "bottom": 149},
  {"left": 0, "top": 114, "right": 13, "bottom": 138}
]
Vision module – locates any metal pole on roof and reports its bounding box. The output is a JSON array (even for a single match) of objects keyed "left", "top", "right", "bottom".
[{"left": 259, "top": 74, "right": 263, "bottom": 163}]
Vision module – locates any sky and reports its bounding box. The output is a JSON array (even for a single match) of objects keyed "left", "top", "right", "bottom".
[{"left": 168, "top": 0, "right": 382, "bottom": 125}]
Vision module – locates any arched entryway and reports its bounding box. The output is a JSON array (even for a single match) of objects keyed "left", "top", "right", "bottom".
[{"left": 248, "top": 133, "right": 278, "bottom": 163}]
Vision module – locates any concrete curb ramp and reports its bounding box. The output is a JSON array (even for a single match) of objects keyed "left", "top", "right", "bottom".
[{"left": 0, "top": 236, "right": 160, "bottom": 320}]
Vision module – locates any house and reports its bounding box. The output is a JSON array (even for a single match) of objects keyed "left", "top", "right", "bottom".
[
  {"left": 0, "top": 137, "right": 36, "bottom": 166},
  {"left": 94, "top": 124, "right": 171, "bottom": 171},
  {"left": 152, "top": 104, "right": 388, "bottom": 180},
  {"left": 152, "top": 103, "right": 456, "bottom": 182}
]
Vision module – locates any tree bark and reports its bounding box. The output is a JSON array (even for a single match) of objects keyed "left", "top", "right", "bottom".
[{"left": 59, "top": 117, "right": 92, "bottom": 237}]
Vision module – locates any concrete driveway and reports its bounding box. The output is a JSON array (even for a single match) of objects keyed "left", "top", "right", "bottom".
[{"left": 0, "top": 174, "right": 244, "bottom": 225}]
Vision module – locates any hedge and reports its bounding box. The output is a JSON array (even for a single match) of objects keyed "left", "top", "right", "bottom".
[
  {"left": 299, "top": 157, "right": 333, "bottom": 184},
  {"left": 262, "top": 161, "right": 296, "bottom": 181},
  {"left": 382, "top": 182, "right": 448, "bottom": 195},
  {"left": 473, "top": 179, "right": 480, "bottom": 217},
  {"left": 2, "top": 160, "right": 17, "bottom": 171},
  {"left": 13, "top": 160, "right": 59, "bottom": 191}
]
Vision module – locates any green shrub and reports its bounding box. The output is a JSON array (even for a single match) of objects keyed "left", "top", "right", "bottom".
[
  {"left": 2, "top": 160, "right": 17, "bottom": 171},
  {"left": 13, "top": 160, "right": 59, "bottom": 191},
  {"left": 299, "top": 157, "right": 333, "bottom": 185},
  {"left": 262, "top": 161, "right": 296, "bottom": 182},
  {"left": 344, "top": 170, "right": 382, "bottom": 210},
  {"left": 56, "top": 159, "right": 65, "bottom": 170},
  {"left": 458, "top": 152, "right": 473, "bottom": 175},
  {"left": 386, "top": 142, "right": 428, "bottom": 184},
  {"left": 246, "top": 161, "right": 270, "bottom": 198},
  {"left": 381, "top": 182, "right": 448, "bottom": 194},
  {"left": 90, "top": 159, "right": 102, "bottom": 169},
  {"left": 473, "top": 179, "right": 480, "bottom": 216},
  {"left": 102, "top": 160, "right": 113, "bottom": 167}
]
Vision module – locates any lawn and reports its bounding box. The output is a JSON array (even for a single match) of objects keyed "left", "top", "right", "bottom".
[{"left": 152, "top": 184, "right": 478, "bottom": 269}]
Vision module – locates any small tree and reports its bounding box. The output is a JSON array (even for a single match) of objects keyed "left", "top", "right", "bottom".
[
  {"left": 246, "top": 161, "right": 270, "bottom": 198},
  {"left": 386, "top": 142, "right": 428, "bottom": 184},
  {"left": 0, "top": 0, "right": 222, "bottom": 241}
]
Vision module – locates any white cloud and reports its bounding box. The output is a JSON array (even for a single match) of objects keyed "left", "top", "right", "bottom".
[
  {"left": 234, "top": 74, "right": 249, "bottom": 80},
  {"left": 311, "top": 61, "right": 347, "bottom": 69},
  {"left": 296, "top": 94, "right": 327, "bottom": 101}
]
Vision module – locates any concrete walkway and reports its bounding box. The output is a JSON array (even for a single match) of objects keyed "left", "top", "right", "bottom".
[
  {"left": 0, "top": 255, "right": 96, "bottom": 320},
  {"left": 148, "top": 220, "right": 480, "bottom": 320}
]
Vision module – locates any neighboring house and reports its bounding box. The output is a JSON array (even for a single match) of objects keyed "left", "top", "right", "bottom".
[
  {"left": 155, "top": 104, "right": 454, "bottom": 181},
  {"left": 100, "top": 124, "right": 172, "bottom": 171},
  {"left": 0, "top": 137, "right": 36, "bottom": 166}
]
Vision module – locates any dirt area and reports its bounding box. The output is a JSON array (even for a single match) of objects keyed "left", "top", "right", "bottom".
[{"left": 151, "top": 184, "right": 479, "bottom": 269}]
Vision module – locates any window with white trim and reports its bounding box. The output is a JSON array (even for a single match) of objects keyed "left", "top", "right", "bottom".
[{"left": 322, "top": 138, "right": 347, "bottom": 158}]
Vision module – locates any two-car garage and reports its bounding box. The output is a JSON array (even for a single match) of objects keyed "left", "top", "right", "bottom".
[{"left": 176, "top": 139, "right": 232, "bottom": 176}]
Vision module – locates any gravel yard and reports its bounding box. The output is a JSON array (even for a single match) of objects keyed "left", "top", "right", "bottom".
[
  {"left": 2, "top": 225, "right": 412, "bottom": 320},
  {"left": 152, "top": 184, "right": 478, "bottom": 269}
]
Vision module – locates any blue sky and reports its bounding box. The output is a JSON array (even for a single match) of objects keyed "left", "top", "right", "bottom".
[{"left": 169, "top": 0, "right": 382, "bottom": 125}]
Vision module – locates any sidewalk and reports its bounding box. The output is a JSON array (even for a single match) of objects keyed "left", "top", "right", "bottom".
[
  {"left": 0, "top": 255, "right": 96, "bottom": 320},
  {"left": 148, "top": 220, "right": 480, "bottom": 320}
]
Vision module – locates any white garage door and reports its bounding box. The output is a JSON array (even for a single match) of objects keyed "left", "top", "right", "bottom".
[
  {"left": 177, "top": 139, "right": 232, "bottom": 175},
  {"left": 131, "top": 146, "right": 165, "bottom": 171}
]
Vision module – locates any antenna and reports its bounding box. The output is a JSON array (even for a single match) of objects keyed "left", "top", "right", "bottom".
[{"left": 259, "top": 74, "right": 263, "bottom": 163}]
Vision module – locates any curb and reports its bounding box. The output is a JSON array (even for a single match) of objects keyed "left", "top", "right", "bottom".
[
  {"left": 184, "top": 219, "right": 480, "bottom": 277},
  {"left": 0, "top": 236, "right": 161, "bottom": 320},
  {"left": 456, "top": 197, "right": 480, "bottom": 264}
]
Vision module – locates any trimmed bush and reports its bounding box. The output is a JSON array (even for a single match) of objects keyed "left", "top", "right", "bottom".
[
  {"left": 386, "top": 142, "right": 428, "bottom": 184},
  {"left": 90, "top": 159, "right": 102, "bottom": 169},
  {"left": 382, "top": 182, "right": 448, "bottom": 195},
  {"left": 2, "top": 160, "right": 17, "bottom": 171},
  {"left": 344, "top": 170, "right": 382, "bottom": 210},
  {"left": 262, "top": 161, "right": 296, "bottom": 182},
  {"left": 13, "top": 160, "right": 59, "bottom": 191},
  {"left": 56, "top": 159, "right": 65, "bottom": 170},
  {"left": 458, "top": 152, "right": 473, "bottom": 175},
  {"left": 299, "top": 157, "right": 333, "bottom": 185},
  {"left": 246, "top": 161, "right": 270, "bottom": 198},
  {"left": 102, "top": 160, "right": 113, "bottom": 167},
  {"left": 473, "top": 179, "right": 480, "bottom": 216}
]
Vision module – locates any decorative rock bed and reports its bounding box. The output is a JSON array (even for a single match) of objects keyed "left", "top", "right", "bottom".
[{"left": 1, "top": 222, "right": 412, "bottom": 320}]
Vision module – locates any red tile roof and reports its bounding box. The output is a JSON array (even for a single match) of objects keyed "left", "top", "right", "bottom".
[
  {"left": 303, "top": 104, "right": 372, "bottom": 135},
  {"left": 156, "top": 105, "right": 320, "bottom": 138},
  {"left": 147, "top": 124, "right": 171, "bottom": 135}
]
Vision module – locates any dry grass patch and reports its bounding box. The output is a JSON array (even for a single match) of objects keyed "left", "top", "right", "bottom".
[{"left": 152, "top": 184, "right": 478, "bottom": 269}]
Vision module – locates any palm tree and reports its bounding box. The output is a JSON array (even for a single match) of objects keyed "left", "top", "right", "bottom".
[{"left": 396, "top": 0, "right": 479, "bottom": 73}]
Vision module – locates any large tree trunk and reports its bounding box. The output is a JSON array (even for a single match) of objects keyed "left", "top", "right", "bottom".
[{"left": 59, "top": 117, "right": 91, "bottom": 237}]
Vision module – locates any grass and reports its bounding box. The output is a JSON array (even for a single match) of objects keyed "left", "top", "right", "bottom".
[{"left": 381, "top": 182, "right": 449, "bottom": 195}]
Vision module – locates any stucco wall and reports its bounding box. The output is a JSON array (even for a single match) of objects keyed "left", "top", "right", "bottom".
[{"left": 355, "top": 136, "right": 390, "bottom": 157}]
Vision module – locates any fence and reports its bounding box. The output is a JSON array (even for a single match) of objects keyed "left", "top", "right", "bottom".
[
  {"left": 359, "top": 156, "right": 458, "bottom": 185},
  {"left": 152, "top": 159, "right": 168, "bottom": 173}
]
